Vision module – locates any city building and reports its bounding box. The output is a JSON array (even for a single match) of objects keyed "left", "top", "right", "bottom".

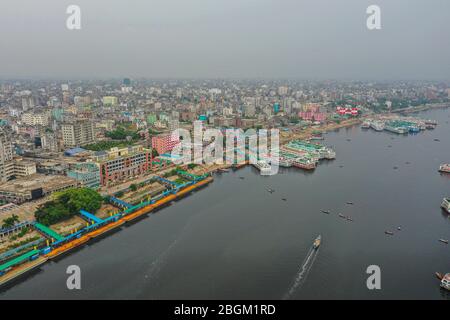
[
  {"left": 0, "top": 134, "right": 14, "bottom": 182},
  {"left": 151, "top": 133, "right": 180, "bottom": 155},
  {"left": 102, "top": 96, "right": 118, "bottom": 106},
  {"left": 21, "top": 112, "right": 50, "bottom": 127},
  {"left": 61, "top": 121, "right": 96, "bottom": 147},
  {"left": 0, "top": 174, "right": 79, "bottom": 204},
  {"left": 93, "top": 146, "right": 152, "bottom": 186},
  {"left": 67, "top": 162, "right": 100, "bottom": 189},
  {"left": 12, "top": 159, "right": 36, "bottom": 177},
  {"left": 41, "top": 133, "right": 59, "bottom": 152}
]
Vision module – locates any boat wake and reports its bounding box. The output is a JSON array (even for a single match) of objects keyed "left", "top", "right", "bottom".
[{"left": 283, "top": 246, "right": 319, "bottom": 300}]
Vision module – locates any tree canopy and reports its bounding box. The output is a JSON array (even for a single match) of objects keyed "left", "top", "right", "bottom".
[{"left": 35, "top": 188, "right": 103, "bottom": 226}]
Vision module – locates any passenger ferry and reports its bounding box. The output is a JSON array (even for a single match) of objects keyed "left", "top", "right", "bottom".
[
  {"left": 293, "top": 159, "right": 316, "bottom": 170},
  {"left": 370, "top": 121, "right": 384, "bottom": 132},
  {"left": 441, "top": 198, "right": 450, "bottom": 214}
]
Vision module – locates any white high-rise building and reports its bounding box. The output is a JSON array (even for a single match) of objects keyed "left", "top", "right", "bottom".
[
  {"left": 21, "top": 96, "right": 34, "bottom": 111},
  {"left": 278, "top": 86, "right": 289, "bottom": 96},
  {"left": 62, "top": 121, "right": 96, "bottom": 148},
  {"left": 0, "top": 133, "right": 14, "bottom": 182}
]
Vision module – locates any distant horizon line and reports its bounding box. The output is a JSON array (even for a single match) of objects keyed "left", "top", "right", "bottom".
[{"left": 0, "top": 77, "right": 449, "bottom": 83}]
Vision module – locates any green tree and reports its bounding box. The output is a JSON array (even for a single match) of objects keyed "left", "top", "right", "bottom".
[
  {"left": 1, "top": 214, "right": 20, "bottom": 229},
  {"left": 35, "top": 188, "right": 103, "bottom": 226}
]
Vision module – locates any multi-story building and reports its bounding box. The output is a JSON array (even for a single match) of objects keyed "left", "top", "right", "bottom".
[
  {"left": 0, "top": 174, "right": 79, "bottom": 204},
  {"left": 12, "top": 159, "right": 37, "bottom": 177},
  {"left": 151, "top": 134, "right": 180, "bottom": 155},
  {"left": 62, "top": 121, "right": 96, "bottom": 147},
  {"left": 67, "top": 162, "right": 100, "bottom": 189},
  {"left": 147, "top": 114, "right": 157, "bottom": 125},
  {"left": 93, "top": 146, "right": 152, "bottom": 186},
  {"left": 74, "top": 95, "right": 92, "bottom": 107},
  {"left": 0, "top": 134, "right": 14, "bottom": 182},
  {"left": 21, "top": 112, "right": 50, "bottom": 127},
  {"left": 102, "top": 96, "right": 118, "bottom": 106},
  {"left": 41, "top": 133, "right": 59, "bottom": 152},
  {"left": 168, "top": 119, "right": 179, "bottom": 131},
  {"left": 244, "top": 103, "right": 256, "bottom": 118}
]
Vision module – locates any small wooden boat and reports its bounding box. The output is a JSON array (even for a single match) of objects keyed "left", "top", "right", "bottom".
[
  {"left": 346, "top": 201, "right": 354, "bottom": 205},
  {"left": 338, "top": 213, "right": 346, "bottom": 219},
  {"left": 439, "top": 239, "right": 449, "bottom": 244},
  {"left": 321, "top": 210, "right": 330, "bottom": 214},
  {"left": 385, "top": 231, "right": 394, "bottom": 236}
]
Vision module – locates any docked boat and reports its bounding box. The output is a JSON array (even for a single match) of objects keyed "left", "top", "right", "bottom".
[
  {"left": 370, "top": 121, "right": 384, "bottom": 132},
  {"left": 293, "top": 159, "right": 316, "bottom": 170},
  {"left": 253, "top": 160, "right": 272, "bottom": 175},
  {"left": 436, "top": 273, "right": 450, "bottom": 291},
  {"left": 313, "top": 235, "right": 321, "bottom": 250},
  {"left": 441, "top": 198, "right": 450, "bottom": 214},
  {"left": 439, "top": 164, "right": 450, "bottom": 174},
  {"left": 361, "top": 121, "right": 371, "bottom": 129}
]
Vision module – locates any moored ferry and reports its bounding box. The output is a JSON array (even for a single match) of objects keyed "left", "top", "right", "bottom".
[
  {"left": 293, "top": 159, "right": 316, "bottom": 170},
  {"left": 441, "top": 198, "right": 450, "bottom": 214},
  {"left": 370, "top": 121, "right": 384, "bottom": 131},
  {"left": 253, "top": 160, "right": 272, "bottom": 175},
  {"left": 361, "top": 121, "right": 371, "bottom": 129}
]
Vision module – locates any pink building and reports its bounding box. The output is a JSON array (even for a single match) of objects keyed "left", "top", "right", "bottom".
[
  {"left": 299, "top": 111, "right": 326, "bottom": 122},
  {"left": 151, "top": 134, "right": 180, "bottom": 155}
]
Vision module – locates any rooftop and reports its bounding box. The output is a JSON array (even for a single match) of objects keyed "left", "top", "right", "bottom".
[{"left": 0, "top": 174, "right": 78, "bottom": 194}]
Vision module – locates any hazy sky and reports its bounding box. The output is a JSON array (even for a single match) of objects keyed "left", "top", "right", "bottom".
[{"left": 1, "top": 0, "right": 449, "bottom": 80}]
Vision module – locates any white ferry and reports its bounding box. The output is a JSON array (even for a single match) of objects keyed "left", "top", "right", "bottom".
[
  {"left": 441, "top": 198, "right": 450, "bottom": 214},
  {"left": 253, "top": 160, "right": 272, "bottom": 175}
]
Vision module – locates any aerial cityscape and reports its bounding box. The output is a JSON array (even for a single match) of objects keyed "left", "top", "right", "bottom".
[{"left": 0, "top": 0, "right": 449, "bottom": 304}]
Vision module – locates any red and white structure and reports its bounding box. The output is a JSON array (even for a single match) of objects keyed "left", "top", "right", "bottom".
[
  {"left": 336, "top": 106, "right": 359, "bottom": 116},
  {"left": 151, "top": 133, "right": 180, "bottom": 155}
]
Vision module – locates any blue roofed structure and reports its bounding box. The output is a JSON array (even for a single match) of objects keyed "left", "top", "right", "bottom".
[{"left": 64, "top": 147, "right": 87, "bottom": 157}]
